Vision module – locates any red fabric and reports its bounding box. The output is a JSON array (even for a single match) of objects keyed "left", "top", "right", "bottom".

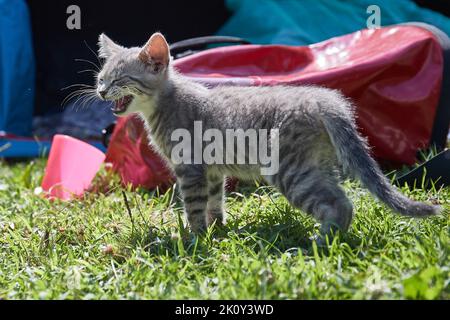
[
  {"left": 105, "top": 116, "right": 174, "bottom": 190},
  {"left": 106, "top": 25, "right": 443, "bottom": 190}
]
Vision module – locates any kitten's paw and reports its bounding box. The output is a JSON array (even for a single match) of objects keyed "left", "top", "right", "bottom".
[
  {"left": 311, "top": 223, "right": 345, "bottom": 248},
  {"left": 188, "top": 217, "right": 208, "bottom": 234},
  {"left": 207, "top": 209, "right": 225, "bottom": 227},
  {"left": 310, "top": 234, "right": 328, "bottom": 248},
  {"left": 320, "top": 221, "right": 346, "bottom": 237}
]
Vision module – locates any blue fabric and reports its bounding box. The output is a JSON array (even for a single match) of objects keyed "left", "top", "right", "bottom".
[
  {"left": 0, "top": 139, "right": 106, "bottom": 158},
  {"left": 218, "top": 0, "right": 450, "bottom": 45},
  {"left": 0, "top": 0, "right": 35, "bottom": 136}
]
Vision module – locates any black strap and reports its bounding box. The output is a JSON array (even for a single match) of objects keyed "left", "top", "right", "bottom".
[
  {"left": 430, "top": 47, "right": 450, "bottom": 150},
  {"left": 102, "top": 122, "right": 116, "bottom": 148},
  {"left": 395, "top": 149, "right": 450, "bottom": 189},
  {"left": 169, "top": 36, "right": 250, "bottom": 59}
]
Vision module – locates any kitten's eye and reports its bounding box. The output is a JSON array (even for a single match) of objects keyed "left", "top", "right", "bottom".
[{"left": 98, "top": 78, "right": 104, "bottom": 84}]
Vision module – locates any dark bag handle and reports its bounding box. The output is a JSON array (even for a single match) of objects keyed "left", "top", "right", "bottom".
[{"left": 169, "top": 36, "right": 250, "bottom": 59}]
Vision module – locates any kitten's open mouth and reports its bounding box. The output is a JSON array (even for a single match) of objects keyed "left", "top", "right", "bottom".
[{"left": 112, "top": 95, "right": 133, "bottom": 114}]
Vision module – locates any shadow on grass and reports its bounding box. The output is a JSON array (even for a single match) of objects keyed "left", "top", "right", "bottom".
[
  {"left": 116, "top": 208, "right": 387, "bottom": 264},
  {"left": 114, "top": 184, "right": 392, "bottom": 262}
]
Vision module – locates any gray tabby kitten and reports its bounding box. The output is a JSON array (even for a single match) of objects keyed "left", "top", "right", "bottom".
[{"left": 96, "top": 32, "right": 440, "bottom": 237}]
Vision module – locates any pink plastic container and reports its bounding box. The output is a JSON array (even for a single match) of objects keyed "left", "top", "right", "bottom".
[{"left": 41, "top": 135, "right": 105, "bottom": 200}]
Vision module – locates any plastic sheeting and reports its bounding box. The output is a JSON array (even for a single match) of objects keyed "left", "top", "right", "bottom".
[
  {"left": 218, "top": 0, "right": 450, "bottom": 45},
  {"left": 0, "top": 0, "right": 35, "bottom": 136}
]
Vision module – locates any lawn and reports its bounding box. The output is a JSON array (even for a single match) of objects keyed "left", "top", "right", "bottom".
[{"left": 0, "top": 159, "right": 448, "bottom": 300}]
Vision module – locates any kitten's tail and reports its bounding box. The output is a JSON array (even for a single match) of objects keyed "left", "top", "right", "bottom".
[{"left": 321, "top": 109, "right": 442, "bottom": 218}]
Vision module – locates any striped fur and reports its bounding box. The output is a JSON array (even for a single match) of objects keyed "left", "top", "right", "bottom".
[{"left": 96, "top": 33, "right": 441, "bottom": 236}]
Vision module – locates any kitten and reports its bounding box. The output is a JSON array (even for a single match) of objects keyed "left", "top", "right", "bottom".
[{"left": 95, "top": 32, "right": 441, "bottom": 237}]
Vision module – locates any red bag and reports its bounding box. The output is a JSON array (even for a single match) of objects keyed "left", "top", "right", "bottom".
[
  {"left": 105, "top": 116, "right": 174, "bottom": 191},
  {"left": 105, "top": 25, "right": 446, "bottom": 190}
]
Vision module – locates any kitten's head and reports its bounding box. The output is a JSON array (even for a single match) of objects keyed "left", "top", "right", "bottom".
[{"left": 96, "top": 32, "right": 170, "bottom": 116}]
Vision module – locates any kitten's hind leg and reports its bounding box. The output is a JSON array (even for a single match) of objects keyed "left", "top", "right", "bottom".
[
  {"left": 175, "top": 165, "right": 208, "bottom": 233},
  {"left": 206, "top": 173, "right": 225, "bottom": 227},
  {"left": 273, "top": 168, "right": 353, "bottom": 238}
]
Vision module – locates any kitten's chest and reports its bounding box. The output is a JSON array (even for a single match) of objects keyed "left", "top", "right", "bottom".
[
  {"left": 141, "top": 113, "right": 174, "bottom": 162},
  {"left": 145, "top": 127, "right": 173, "bottom": 161}
]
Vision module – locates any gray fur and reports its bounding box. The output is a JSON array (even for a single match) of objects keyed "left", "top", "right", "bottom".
[{"left": 96, "top": 33, "right": 441, "bottom": 235}]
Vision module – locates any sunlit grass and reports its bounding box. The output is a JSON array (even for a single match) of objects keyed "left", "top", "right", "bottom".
[{"left": 0, "top": 159, "right": 448, "bottom": 299}]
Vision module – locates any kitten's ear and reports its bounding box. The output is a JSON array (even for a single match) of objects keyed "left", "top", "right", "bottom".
[
  {"left": 139, "top": 32, "right": 170, "bottom": 72},
  {"left": 98, "top": 33, "right": 123, "bottom": 59}
]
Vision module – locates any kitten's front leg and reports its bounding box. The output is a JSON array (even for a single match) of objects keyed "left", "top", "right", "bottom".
[
  {"left": 175, "top": 165, "right": 208, "bottom": 233},
  {"left": 206, "top": 174, "right": 225, "bottom": 227}
]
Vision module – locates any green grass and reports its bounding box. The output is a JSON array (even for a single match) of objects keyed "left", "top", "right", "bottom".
[{"left": 0, "top": 159, "right": 448, "bottom": 300}]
